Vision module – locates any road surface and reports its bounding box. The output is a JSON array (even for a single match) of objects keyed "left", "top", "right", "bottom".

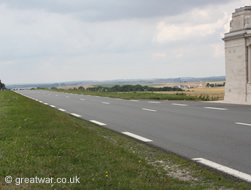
[{"left": 15, "top": 90, "right": 251, "bottom": 182}]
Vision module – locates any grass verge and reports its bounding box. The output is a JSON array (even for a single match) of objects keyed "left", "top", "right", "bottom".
[
  {"left": 46, "top": 89, "right": 201, "bottom": 101},
  {"left": 0, "top": 91, "right": 250, "bottom": 189}
]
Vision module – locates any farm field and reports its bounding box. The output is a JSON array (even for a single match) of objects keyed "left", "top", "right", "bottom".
[
  {"left": 153, "top": 87, "right": 224, "bottom": 100},
  {"left": 153, "top": 82, "right": 225, "bottom": 100}
]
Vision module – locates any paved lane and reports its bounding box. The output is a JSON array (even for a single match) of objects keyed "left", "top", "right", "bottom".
[{"left": 16, "top": 90, "right": 251, "bottom": 182}]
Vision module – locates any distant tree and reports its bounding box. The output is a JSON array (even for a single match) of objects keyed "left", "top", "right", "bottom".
[
  {"left": 0, "top": 80, "right": 6, "bottom": 90},
  {"left": 206, "top": 83, "right": 210, "bottom": 87},
  {"left": 78, "top": 86, "right": 85, "bottom": 91},
  {"left": 51, "top": 87, "right": 57, "bottom": 89}
]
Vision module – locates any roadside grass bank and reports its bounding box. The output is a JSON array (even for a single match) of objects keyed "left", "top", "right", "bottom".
[
  {"left": 0, "top": 91, "right": 250, "bottom": 189},
  {"left": 46, "top": 89, "right": 203, "bottom": 101}
]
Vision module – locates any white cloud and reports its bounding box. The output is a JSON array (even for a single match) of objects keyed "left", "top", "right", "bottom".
[
  {"left": 0, "top": 60, "right": 15, "bottom": 65},
  {"left": 153, "top": 52, "right": 166, "bottom": 57},
  {"left": 172, "top": 47, "right": 195, "bottom": 58},
  {"left": 210, "top": 43, "right": 225, "bottom": 57},
  {"left": 153, "top": 9, "right": 229, "bottom": 43}
]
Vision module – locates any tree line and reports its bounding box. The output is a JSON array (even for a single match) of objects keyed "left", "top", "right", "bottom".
[
  {"left": 74, "top": 84, "right": 183, "bottom": 92},
  {"left": 0, "top": 80, "right": 6, "bottom": 90}
]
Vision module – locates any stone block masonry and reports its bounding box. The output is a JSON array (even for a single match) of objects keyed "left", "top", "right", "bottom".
[{"left": 223, "top": 6, "right": 251, "bottom": 103}]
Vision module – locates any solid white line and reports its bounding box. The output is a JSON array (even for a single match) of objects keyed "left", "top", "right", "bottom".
[
  {"left": 204, "top": 107, "right": 228, "bottom": 111},
  {"left": 235, "top": 122, "right": 251, "bottom": 127},
  {"left": 50, "top": 105, "right": 56, "bottom": 108},
  {"left": 102, "top": 102, "right": 110, "bottom": 105},
  {"left": 89, "top": 120, "right": 107, "bottom": 126},
  {"left": 71, "top": 113, "right": 82, "bottom": 118},
  {"left": 172, "top": 103, "right": 188, "bottom": 106},
  {"left": 130, "top": 100, "right": 139, "bottom": 102},
  {"left": 192, "top": 158, "right": 251, "bottom": 182},
  {"left": 122, "top": 132, "right": 153, "bottom": 142},
  {"left": 148, "top": 101, "right": 160, "bottom": 104},
  {"left": 58, "top": 108, "right": 66, "bottom": 112},
  {"left": 142, "top": 108, "right": 157, "bottom": 112}
]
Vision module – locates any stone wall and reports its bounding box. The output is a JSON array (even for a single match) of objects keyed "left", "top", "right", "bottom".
[{"left": 223, "top": 6, "right": 251, "bottom": 103}]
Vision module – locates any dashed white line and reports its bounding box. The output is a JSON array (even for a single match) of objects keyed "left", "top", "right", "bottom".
[
  {"left": 122, "top": 132, "right": 153, "bottom": 142},
  {"left": 192, "top": 158, "right": 251, "bottom": 183},
  {"left": 65, "top": 96, "right": 69, "bottom": 98},
  {"left": 235, "top": 122, "right": 251, "bottom": 127},
  {"left": 89, "top": 120, "right": 107, "bottom": 126},
  {"left": 130, "top": 100, "right": 139, "bottom": 102},
  {"left": 58, "top": 108, "right": 66, "bottom": 112},
  {"left": 80, "top": 99, "right": 85, "bottom": 101},
  {"left": 44, "top": 103, "right": 48, "bottom": 105},
  {"left": 71, "top": 113, "right": 82, "bottom": 118},
  {"left": 142, "top": 108, "right": 157, "bottom": 112},
  {"left": 39, "top": 101, "right": 43, "bottom": 103},
  {"left": 102, "top": 102, "right": 110, "bottom": 105},
  {"left": 148, "top": 101, "right": 160, "bottom": 104},
  {"left": 50, "top": 105, "right": 56, "bottom": 108},
  {"left": 172, "top": 103, "right": 188, "bottom": 106},
  {"left": 204, "top": 107, "right": 228, "bottom": 111}
]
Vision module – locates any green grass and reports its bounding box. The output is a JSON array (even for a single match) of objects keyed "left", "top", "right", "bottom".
[
  {"left": 0, "top": 91, "right": 250, "bottom": 189},
  {"left": 48, "top": 89, "right": 201, "bottom": 101}
]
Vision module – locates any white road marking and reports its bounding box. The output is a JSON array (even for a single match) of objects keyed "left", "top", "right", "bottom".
[
  {"left": 142, "top": 108, "right": 157, "bottom": 112},
  {"left": 89, "top": 120, "right": 107, "bottom": 126},
  {"left": 204, "top": 107, "right": 228, "bottom": 111},
  {"left": 80, "top": 99, "right": 85, "bottom": 101},
  {"left": 71, "top": 113, "right": 82, "bottom": 118},
  {"left": 235, "top": 122, "right": 251, "bottom": 127},
  {"left": 192, "top": 158, "right": 251, "bottom": 183},
  {"left": 102, "top": 102, "right": 110, "bottom": 105},
  {"left": 172, "top": 103, "right": 188, "bottom": 106},
  {"left": 122, "top": 132, "right": 153, "bottom": 142},
  {"left": 44, "top": 103, "right": 48, "bottom": 105},
  {"left": 50, "top": 105, "right": 56, "bottom": 108},
  {"left": 56, "top": 95, "right": 58, "bottom": 96},
  {"left": 58, "top": 108, "right": 66, "bottom": 112},
  {"left": 148, "top": 101, "right": 160, "bottom": 104},
  {"left": 66, "top": 96, "right": 69, "bottom": 98},
  {"left": 130, "top": 100, "right": 139, "bottom": 102},
  {"left": 39, "top": 101, "right": 43, "bottom": 103}
]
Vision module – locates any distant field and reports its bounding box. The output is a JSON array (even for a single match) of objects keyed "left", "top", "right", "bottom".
[{"left": 154, "top": 87, "right": 224, "bottom": 100}]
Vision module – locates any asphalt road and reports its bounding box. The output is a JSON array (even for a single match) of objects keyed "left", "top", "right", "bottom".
[{"left": 16, "top": 90, "right": 251, "bottom": 182}]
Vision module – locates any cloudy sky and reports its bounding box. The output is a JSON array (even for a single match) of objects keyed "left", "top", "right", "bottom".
[{"left": 0, "top": 0, "right": 250, "bottom": 84}]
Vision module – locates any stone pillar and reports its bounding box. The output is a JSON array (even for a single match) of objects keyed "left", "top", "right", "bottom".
[{"left": 223, "top": 6, "right": 251, "bottom": 103}]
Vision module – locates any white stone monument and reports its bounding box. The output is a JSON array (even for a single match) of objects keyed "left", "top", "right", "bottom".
[{"left": 223, "top": 6, "right": 251, "bottom": 103}]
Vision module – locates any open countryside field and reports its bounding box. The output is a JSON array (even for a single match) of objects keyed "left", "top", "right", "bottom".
[
  {"left": 153, "top": 87, "right": 224, "bottom": 101},
  {"left": 0, "top": 91, "right": 249, "bottom": 189},
  {"left": 153, "top": 82, "right": 225, "bottom": 101}
]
